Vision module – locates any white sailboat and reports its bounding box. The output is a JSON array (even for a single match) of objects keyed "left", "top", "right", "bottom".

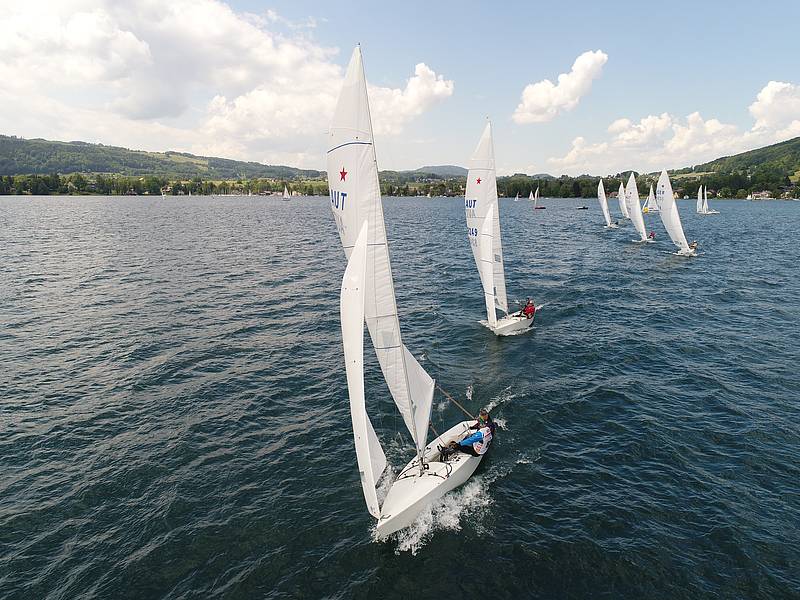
[
  {"left": 700, "top": 185, "right": 719, "bottom": 215},
  {"left": 330, "top": 46, "right": 487, "bottom": 539},
  {"left": 617, "top": 181, "right": 630, "bottom": 219},
  {"left": 643, "top": 184, "right": 658, "bottom": 213},
  {"left": 696, "top": 186, "right": 704, "bottom": 214},
  {"left": 597, "top": 180, "right": 618, "bottom": 228},
  {"left": 533, "top": 186, "right": 545, "bottom": 209},
  {"left": 625, "top": 173, "right": 650, "bottom": 243},
  {"left": 656, "top": 170, "right": 696, "bottom": 256},
  {"left": 283, "top": 185, "right": 290, "bottom": 200},
  {"left": 465, "top": 121, "right": 534, "bottom": 336},
  {"left": 515, "top": 192, "right": 520, "bottom": 202}
]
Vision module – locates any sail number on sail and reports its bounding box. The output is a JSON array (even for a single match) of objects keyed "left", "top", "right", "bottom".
[{"left": 330, "top": 189, "right": 347, "bottom": 236}]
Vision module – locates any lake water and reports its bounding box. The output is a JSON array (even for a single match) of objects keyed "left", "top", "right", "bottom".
[{"left": 1, "top": 195, "right": 799, "bottom": 599}]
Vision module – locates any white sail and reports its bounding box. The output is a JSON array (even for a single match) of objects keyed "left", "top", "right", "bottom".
[
  {"left": 479, "top": 203, "right": 497, "bottom": 328},
  {"left": 625, "top": 173, "right": 648, "bottom": 241},
  {"left": 529, "top": 191, "right": 534, "bottom": 201},
  {"left": 515, "top": 192, "right": 520, "bottom": 201},
  {"left": 465, "top": 121, "right": 508, "bottom": 319},
  {"left": 696, "top": 186, "right": 704, "bottom": 213},
  {"left": 341, "top": 222, "right": 386, "bottom": 518},
  {"left": 645, "top": 184, "right": 658, "bottom": 211},
  {"left": 597, "top": 179, "right": 612, "bottom": 226},
  {"left": 657, "top": 170, "right": 691, "bottom": 253},
  {"left": 283, "top": 185, "right": 290, "bottom": 199},
  {"left": 327, "top": 46, "right": 433, "bottom": 457},
  {"left": 703, "top": 186, "right": 710, "bottom": 213},
  {"left": 618, "top": 182, "right": 630, "bottom": 218}
]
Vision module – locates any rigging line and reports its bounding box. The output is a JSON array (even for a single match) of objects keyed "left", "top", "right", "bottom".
[{"left": 435, "top": 384, "right": 475, "bottom": 421}]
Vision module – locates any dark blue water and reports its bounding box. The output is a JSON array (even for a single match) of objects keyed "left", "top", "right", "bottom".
[{"left": 2, "top": 195, "right": 799, "bottom": 599}]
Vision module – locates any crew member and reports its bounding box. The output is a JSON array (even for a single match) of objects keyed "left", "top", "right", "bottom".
[
  {"left": 451, "top": 409, "right": 494, "bottom": 456},
  {"left": 520, "top": 298, "right": 536, "bottom": 319}
]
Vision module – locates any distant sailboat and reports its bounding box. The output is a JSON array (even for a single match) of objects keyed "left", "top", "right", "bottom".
[
  {"left": 698, "top": 185, "right": 719, "bottom": 215},
  {"left": 533, "top": 186, "right": 545, "bottom": 209},
  {"left": 597, "top": 180, "right": 618, "bottom": 228},
  {"left": 643, "top": 184, "right": 658, "bottom": 212},
  {"left": 657, "top": 170, "right": 696, "bottom": 256},
  {"left": 515, "top": 192, "right": 520, "bottom": 202},
  {"left": 696, "top": 186, "right": 704, "bottom": 214},
  {"left": 465, "top": 121, "right": 535, "bottom": 336},
  {"left": 329, "top": 45, "right": 489, "bottom": 539},
  {"left": 618, "top": 182, "right": 630, "bottom": 219},
  {"left": 283, "top": 185, "right": 290, "bottom": 201},
  {"left": 625, "top": 173, "right": 650, "bottom": 243}
]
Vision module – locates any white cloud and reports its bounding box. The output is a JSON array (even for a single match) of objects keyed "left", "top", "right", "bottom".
[
  {"left": 0, "top": 0, "right": 454, "bottom": 169},
  {"left": 749, "top": 80, "right": 800, "bottom": 136},
  {"left": 513, "top": 50, "right": 608, "bottom": 124},
  {"left": 547, "top": 81, "right": 800, "bottom": 175}
]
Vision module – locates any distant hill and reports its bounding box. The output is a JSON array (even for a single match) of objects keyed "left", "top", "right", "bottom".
[
  {"left": 0, "top": 135, "right": 323, "bottom": 179},
  {"left": 689, "top": 136, "right": 800, "bottom": 181},
  {"left": 411, "top": 165, "right": 467, "bottom": 177}
]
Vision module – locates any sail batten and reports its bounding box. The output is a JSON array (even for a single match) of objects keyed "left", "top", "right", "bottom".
[{"left": 328, "top": 46, "right": 433, "bottom": 459}]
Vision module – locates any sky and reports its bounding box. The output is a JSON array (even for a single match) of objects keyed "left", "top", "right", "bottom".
[{"left": 2, "top": 0, "right": 799, "bottom": 176}]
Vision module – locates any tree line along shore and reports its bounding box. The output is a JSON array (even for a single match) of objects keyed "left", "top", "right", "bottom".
[{"left": 1, "top": 171, "right": 798, "bottom": 199}]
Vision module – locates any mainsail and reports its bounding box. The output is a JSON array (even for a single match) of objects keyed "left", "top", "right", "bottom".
[
  {"left": 656, "top": 170, "right": 691, "bottom": 253},
  {"left": 645, "top": 184, "right": 658, "bottom": 212},
  {"left": 597, "top": 179, "right": 612, "bottom": 226},
  {"left": 703, "top": 186, "right": 710, "bottom": 213},
  {"left": 340, "top": 222, "right": 386, "bottom": 517},
  {"left": 618, "top": 182, "right": 630, "bottom": 218},
  {"left": 327, "top": 46, "right": 434, "bottom": 461},
  {"left": 696, "top": 186, "right": 704, "bottom": 213},
  {"left": 625, "top": 173, "right": 648, "bottom": 241},
  {"left": 465, "top": 121, "right": 508, "bottom": 322}
]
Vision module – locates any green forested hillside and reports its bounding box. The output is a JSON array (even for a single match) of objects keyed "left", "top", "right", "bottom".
[
  {"left": 691, "top": 136, "right": 800, "bottom": 178},
  {"left": 0, "top": 135, "right": 321, "bottom": 179}
]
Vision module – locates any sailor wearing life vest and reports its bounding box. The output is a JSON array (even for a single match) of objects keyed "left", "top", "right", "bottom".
[{"left": 452, "top": 409, "right": 494, "bottom": 456}]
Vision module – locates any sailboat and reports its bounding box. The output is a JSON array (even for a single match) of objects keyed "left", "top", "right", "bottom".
[
  {"left": 283, "top": 185, "right": 290, "bottom": 200},
  {"left": 465, "top": 121, "right": 534, "bottom": 336},
  {"left": 514, "top": 192, "right": 520, "bottom": 202},
  {"left": 617, "top": 181, "right": 630, "bottom": 219},
  {"left": 656, "top": 170, "right": 696, "bottom": 256},
  {"left": 643, "top": 184, "right": 658, "bottom": 213},
  {"left": 330, "top": 46, "right": 487, "bottom": 539},
  {"left": 625, "top": 173, "right": 651, "bottom": 243},
  {"left": 533, "top": 186, "right": 545, "bottom": 209},
  {"left": 597, "top": 180, "right": 618, "bottom": 228},
  {"left": 698, "top": 185, "right": 719, "bottom": 215}
]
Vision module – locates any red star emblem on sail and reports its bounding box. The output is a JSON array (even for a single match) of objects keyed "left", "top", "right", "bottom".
[
  {"left": 476, "top": 177, "right": 482, "bottom": 184},
  {"left": 340, "top": 168, "right": 347, "bottom": 181}
]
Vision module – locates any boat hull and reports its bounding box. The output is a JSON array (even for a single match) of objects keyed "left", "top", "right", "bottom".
[
  {"left": 487, "top": 313, "right": 535, "bottom": 336},
  {"left": 376, "top": 421, "right": 484, "bottom": 538}
]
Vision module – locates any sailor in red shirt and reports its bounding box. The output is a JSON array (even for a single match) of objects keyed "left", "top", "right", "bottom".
[{"left": 521, "top": 298, "right": 535, "bottom": 319}]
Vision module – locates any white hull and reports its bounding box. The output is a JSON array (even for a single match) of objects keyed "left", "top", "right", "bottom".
[
  {"left": 699, "top": 210, "right": 720, "bottom": 215},
  {"left": 604, "top": 224, "right": 619, "bottom": 229},
  {"left": 674, "top": 248, "right": 697, "bottom": 257},
  {"left": 377, "top": 420, "right": 484, "bottom": 538},
  {"left": 631, "top": 238, "right": 655, "bottom": 244},
  {"left": 484, "top": 313, "right": 535, "bottom": 336}
]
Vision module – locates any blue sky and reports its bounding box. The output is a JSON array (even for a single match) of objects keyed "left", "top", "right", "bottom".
[{"left": 2, "top": 0, "right": 799, "bottom": 174}]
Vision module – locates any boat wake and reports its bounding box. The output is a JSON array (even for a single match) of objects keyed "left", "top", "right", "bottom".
[{"left": 386, "top": 475, "right": 494, "bottom": 555}]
